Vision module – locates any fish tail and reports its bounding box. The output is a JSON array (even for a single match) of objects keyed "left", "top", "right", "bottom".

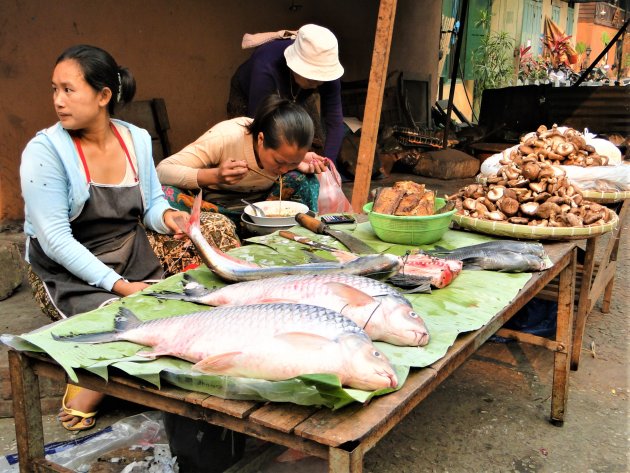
[
  {"left": 52, "top": 307, "right": 142, "bottom": 344},
  {"left": 173, "top": 191, "right": 203, "bottom": 237}
]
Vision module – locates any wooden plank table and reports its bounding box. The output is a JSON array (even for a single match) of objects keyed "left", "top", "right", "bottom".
[{"left": 8, "top": 241, "right": 577, "bottom": 473}]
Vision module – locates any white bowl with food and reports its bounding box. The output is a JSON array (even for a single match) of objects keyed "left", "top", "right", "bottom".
[
  {"left": 243, "top": 200, "right": 309, "bottom": 225},
  {"left": 240, "top": 213, "right": 295, "bottom": 236}
]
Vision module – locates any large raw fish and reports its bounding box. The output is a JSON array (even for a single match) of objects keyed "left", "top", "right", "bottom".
[
  {"left": 150, "top": 273, "right": 430, "bottom": 346},
  {"left": 173, "top": 193, "right": 400, "bottom": 282},
  {"left": 427, "top": 241, "right": 549, "bottom": 272},
  {"left": 53, "top": 305, "right": 398, "bottom": 391}
]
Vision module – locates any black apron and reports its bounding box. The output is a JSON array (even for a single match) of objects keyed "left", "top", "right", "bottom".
[{"left": 29, "top": 124, "right": 163, "bottom": 318}]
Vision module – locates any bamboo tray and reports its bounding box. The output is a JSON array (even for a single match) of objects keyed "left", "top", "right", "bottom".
[
  {"left": 452, "top": 212, "right": 619, "bottom": 241},
  {"left": 581, "top": 190, "right": 630, "bottom": 204}
]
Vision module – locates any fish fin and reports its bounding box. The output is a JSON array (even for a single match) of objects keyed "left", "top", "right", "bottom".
[
  {"left": 426, "top": 245, "right": 451, "bottom": 254},
  {"left": 275, "top": 332, "right": 333, "bottom": 348},
  {"left": 192, "top": 352, "right": 242, "bottom": 373},
  {"left": 461, "top": 257, "right": 485, "bottom": 270},
  {"left": 324, "top": 282, "right": 375, "bottom": 307}
]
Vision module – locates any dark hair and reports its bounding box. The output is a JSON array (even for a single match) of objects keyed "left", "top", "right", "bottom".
[
  {"left": 246, "top": 95, "right": 314, "bottom": 150},
  {"left": 56, "top": 44, "right": 135, "bottom": 114}
]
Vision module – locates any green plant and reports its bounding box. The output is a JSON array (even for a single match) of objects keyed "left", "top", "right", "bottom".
[
  {"left": 575, "top": 42, "right": 587, "bottom": 55},
  {"left": 601, "top": 32, "right": 611, "bottom": 47},
  {"left": 471, "top": 10, "right": 515, "bottom": 114}
]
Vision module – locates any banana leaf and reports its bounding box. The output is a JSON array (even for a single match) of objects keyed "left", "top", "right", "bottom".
[{"left": 3, "top": 226, "right": 533, "bottom": 408}]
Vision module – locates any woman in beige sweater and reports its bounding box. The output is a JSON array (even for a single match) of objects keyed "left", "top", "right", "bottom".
[{"left": 157, "top": 95, "right": 326, "bottom": 219}]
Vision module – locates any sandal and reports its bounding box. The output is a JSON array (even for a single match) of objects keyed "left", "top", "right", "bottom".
[{"left": 60, "top": 384, "right": 98, "bottom": 432}]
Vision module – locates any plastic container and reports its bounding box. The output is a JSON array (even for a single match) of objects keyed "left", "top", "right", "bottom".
[
  {"left": 243, "top": 201, "right": 309, "bottom": 225},
  {"left": 363, "top": 198, "right": 456, "bottom": 245}
]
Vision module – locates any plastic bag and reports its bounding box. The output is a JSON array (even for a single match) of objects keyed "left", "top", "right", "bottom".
[
  {"left": 317, "top": 159, "right": 353, "bottom": 214},
  {"left": 0, "top": 411, "right": 176, "bottom": 473}
]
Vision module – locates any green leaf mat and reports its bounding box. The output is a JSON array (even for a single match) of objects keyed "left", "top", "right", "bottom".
[{"left": 3, "top": 226, "right": 532, "bottom": 409}]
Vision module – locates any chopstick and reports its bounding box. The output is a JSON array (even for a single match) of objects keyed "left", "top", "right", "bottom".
[{"left": 247, "top": 165, "right": 279, "bottom": 182}]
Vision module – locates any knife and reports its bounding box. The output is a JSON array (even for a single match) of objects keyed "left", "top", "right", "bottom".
[
  {"left": 294, "top": 213, "right": 375, "bottom": 254},
  {"left": 278, "top": 231, "right": 344, "bottom": 252}
]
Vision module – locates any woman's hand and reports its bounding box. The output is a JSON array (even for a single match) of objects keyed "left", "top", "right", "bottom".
[
  {"left": 112, "top": 279, "right": 150, "bottom": 297},
  {"left": 163, "top": 209, "right": 190, "bottom": 239},
  {"left": 297, "top": 152, "right": 328, "bottom": 174},
  {"left": 217, "top": 159, "right": 248, "bottom": 185}
]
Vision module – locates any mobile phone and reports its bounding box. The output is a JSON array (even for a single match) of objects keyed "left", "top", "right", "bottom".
[{"left": 321, "top": 214, "right": 355, "bottom": 225}]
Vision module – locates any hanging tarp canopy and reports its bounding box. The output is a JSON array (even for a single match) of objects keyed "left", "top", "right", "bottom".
[{"left": 543, "top": 17, "right": 579, "bottom": 68}]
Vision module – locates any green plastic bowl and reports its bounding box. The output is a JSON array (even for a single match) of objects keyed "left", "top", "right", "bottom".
[{"left": 363, "top": 198, "right": 456, "bottom": 245}]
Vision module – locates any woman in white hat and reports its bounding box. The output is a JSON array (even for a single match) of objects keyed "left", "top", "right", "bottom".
[{"left": 228, "top": 24, "right": 345, "bottom": 164}]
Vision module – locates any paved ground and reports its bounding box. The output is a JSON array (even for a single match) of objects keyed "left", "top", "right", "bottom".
[{"left": 0, "top": 172, "right": 628, "bottom": 472}]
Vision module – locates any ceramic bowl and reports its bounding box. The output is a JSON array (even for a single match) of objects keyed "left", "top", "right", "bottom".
[
  {"left": 240, "top": 213, "right": 295, "bottom": 236},
  {"left": 243, "top": 201, "right": 309, "bottom": 225}
]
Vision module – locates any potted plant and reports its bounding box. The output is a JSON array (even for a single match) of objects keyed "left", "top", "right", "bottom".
[{"left": 471, "top": 9, "right": 515, "bottom": 115}]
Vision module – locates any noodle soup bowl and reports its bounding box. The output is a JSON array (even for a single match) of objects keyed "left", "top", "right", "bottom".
[{"left": 243, "top": 200, "right": 310, "bottom": 226}]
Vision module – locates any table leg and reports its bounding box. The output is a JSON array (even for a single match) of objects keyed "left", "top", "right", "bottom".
[
  {"left": 570, "top": 237, "right": 596, "bottom": 371},
  {"left": 8, "top": 350, "right": 45, "bottom": 473},
  {"left": 550, "top": 248, "right": 576, "bottom": 426},
  {"left": 602, "top": 199, "right": 628, "bottom": 313},
  {"left": 329, "top": 446, "right": 363, "bottom": 473}
]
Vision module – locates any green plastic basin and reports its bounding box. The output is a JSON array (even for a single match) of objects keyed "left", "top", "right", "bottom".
[{"left": 363, "top": 198, "right": 456, "bottom": 245}]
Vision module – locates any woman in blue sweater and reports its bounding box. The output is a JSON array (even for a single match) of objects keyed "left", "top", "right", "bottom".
[{"left": 20, "top": 45, "right": 238, "bottom": 431}]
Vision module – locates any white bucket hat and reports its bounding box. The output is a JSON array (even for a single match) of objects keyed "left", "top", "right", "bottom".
[{"left": 284, "top": 24, "right": 344, "bottom": 82}]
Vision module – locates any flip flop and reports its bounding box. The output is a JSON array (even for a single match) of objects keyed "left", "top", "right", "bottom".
[{"left": 60, "top": 384, "right": 98, "bottom": 432}]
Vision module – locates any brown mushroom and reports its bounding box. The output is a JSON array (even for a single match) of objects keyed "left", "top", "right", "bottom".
[
  {"left": 520, "top": 202, "right": 540, "bottom": 216},
  {"left": 463, "top": 198, "right": 477, "bottom": 211},
  {"left": 534, "top": 192, "right": 551, "bottom": 202},
  {"left": 487, "top": 210, "right": 506, "bottom": 221},
  {"left": 521, "top": 162, "right": 540, "bottom": 181},
  {"left": 487, "top": 186, "right": 505, "bottom": 202},
  {"left": 536, "top": 202, "right": 562, "bottom": 219},
  {"left": 508, "top": 216, "right": 530, "bottom": 225},
  {"left": 556, "top": 142, "right": 575, "bottom": 157},
  {"left": 497, "top": 197, "right": 519, "bottom": 217},
  {"left": 529, "top": 181, "right": 546, "bottom": 193},
  {"left": 483, "top": 197, "right": 497, "bottom": 212}
]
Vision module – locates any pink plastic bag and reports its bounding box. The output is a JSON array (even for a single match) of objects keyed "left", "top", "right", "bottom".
[{"left": 316, "top": 159, "right": 353, "bottom": 214}]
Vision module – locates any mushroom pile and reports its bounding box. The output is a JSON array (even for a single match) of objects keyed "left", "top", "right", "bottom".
[
  {"left": 447, "top": 155, "right": 614, "bottom": 228},
  {"left": 517, "top": 124, "right": 609, "bottom": 167}
]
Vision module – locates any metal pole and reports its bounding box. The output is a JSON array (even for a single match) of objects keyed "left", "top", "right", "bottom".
[{"left": 442, "top": 0, "right": 469, "bottom": 149}]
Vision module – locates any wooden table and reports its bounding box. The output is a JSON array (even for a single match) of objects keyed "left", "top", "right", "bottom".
[{"left": 8, "top": 242, "right": 577, "bottom": 473}]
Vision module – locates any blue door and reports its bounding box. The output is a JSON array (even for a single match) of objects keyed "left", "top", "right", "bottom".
[{"left": 521, "top": 0, "right": 543, "bottom": 55}]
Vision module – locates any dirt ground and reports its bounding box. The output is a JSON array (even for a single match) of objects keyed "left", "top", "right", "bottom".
[{"left": 0, "top": 176, "right": 628, "bottom": 472}]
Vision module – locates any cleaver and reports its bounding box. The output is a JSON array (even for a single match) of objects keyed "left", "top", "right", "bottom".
[{"left": 294, "top": 213, "right": 375, "bottom": 255}]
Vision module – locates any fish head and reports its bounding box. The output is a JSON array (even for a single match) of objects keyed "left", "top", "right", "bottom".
[
  {"left": 375, "top": 296, "right": 430, "bottom": 347},
  {"left": 338, "top": 335, "right": 398, "bottom": 391}
]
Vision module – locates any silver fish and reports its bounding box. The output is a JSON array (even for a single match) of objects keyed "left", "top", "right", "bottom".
[
  {"left": 428, "top": 240, "right": 546, "bottom": 260},
  {"left": 462, "top": 251, "right": 548, "bottom": 272},
  {"left": 150, "top": 273, "right": 430, "bottom": 346},
  {"left": 174, "top": 193, "right": 400, "bottom": 282},
  {"left": 53, "top": 306, "right": 397, "bottom": 391}
]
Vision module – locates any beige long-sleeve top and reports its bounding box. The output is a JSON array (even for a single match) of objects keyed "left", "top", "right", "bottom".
[{"left": 156, "top": 117, "right": 276, "bottom": 192}]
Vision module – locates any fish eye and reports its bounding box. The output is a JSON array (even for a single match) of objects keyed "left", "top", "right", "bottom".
[
  {"left": 372, "top": 350, "right": 381, "bottom": 358},
  {"left": 409, "top": 311, "right": 419, "bottom": 319}
]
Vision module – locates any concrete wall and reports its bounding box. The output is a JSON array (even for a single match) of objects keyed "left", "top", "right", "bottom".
[{"left": 0, "top": 0, "right": 441, "bottom": 223}]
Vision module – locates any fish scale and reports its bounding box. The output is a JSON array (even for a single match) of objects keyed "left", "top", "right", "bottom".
[{"left": 121, "top": 303, "right": 368, "bottom": 353}]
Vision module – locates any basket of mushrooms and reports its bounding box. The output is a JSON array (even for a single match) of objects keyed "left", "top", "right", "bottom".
[{"left": 447, "top": 125, "right": 619, "bottom": 240}]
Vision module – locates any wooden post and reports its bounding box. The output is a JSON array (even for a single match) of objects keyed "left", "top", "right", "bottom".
[{"left": 350, "top": 0, "right": 397, "bottom": 212}]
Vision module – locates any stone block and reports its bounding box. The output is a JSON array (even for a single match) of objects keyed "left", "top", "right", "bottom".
[
  {"left": 412, "top": 149, "right": 480, "bottom": 180},
  {"left": 0, "top": 241, "right": 25, "bottom": 300}
]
